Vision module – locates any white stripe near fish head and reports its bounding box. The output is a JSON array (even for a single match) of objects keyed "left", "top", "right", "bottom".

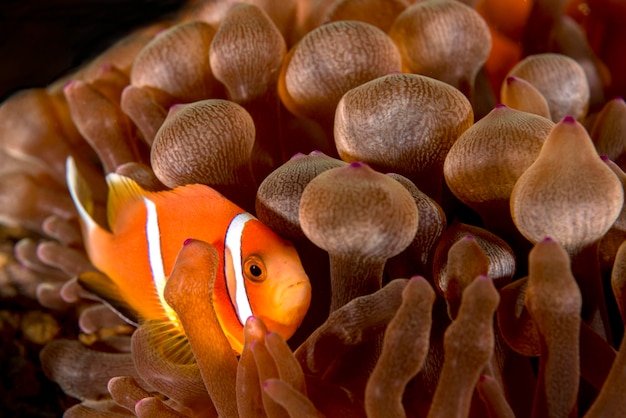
[
  {"left": 224, "top": 212, "right": 256, "bottom": 325},
  {"left": 144, "top": 197, "right": 178, "bottom": 323}
]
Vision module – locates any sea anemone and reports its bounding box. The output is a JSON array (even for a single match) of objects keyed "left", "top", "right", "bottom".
[{"left": 1, "top": 0, "right": 626, "bottom": 416}]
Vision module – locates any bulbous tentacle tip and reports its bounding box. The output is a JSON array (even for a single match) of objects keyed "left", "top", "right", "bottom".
[
  {"left": 495, "top": 103, "right": 507, "bottom": 109},
  {"left": 348, "top": 161, "right": 366, "bottom": 168},
  {"left": 244, "top": 315, "right": 264, "bottom": 329},
  {"left": 600, "top": 155, "right": 610, "bottom": 162},
  {"left": 135, "top": 396, "right": 184, "bottom": 417},
  {"left": 108, "top": 376, "right": 153, "bottom": 413},
  {"left": 36, "top": 282, "right": 72, "bottom": 311},
  {"left": 164, "top": 239, "right": 219, "bottom": 313}
]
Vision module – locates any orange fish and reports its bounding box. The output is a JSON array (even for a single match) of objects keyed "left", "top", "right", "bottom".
[{"left": 66, "top": 157, "right": 311, "bottom": 353}]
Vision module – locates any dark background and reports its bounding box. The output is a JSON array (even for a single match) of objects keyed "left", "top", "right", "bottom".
[{"left": 0, "top": 0, "right": 187, "bottom": 102}]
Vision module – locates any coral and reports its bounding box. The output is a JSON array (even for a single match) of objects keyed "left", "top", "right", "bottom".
[{"left": 1, "top": 0, "right": 626, "bottom": 417}]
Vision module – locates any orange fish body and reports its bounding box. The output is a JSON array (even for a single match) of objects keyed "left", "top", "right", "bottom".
[{"left": 66, "top": 158, "right": 311, "bottom": 353}]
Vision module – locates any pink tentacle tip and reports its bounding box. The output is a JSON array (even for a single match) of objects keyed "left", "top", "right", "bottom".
[
  {"left": 495, "top": 103, "right": 507, "bottom": 109},
  {"left": 600, "top": 155, "right": 610, "bottom": 162},
  {"left": 63, "top": 80, "right": 76, "bottom": 91},
  {"left": 135, "top": 397, "right": 149, "bottom": 408},
  {"left": 614, "top": 96, "right": 624, "bottom": 103},
  {"left": 183, "top": 238, "right": 193, "bottom": 246},
  {"left": 543, "top": 237, "right": 553, "bottom": 242},
  {"left": 562, "top": 115, "right": 576, "bottom": 124},
  {"left": 167, "top": 103, "right": 185, "bottom": 116},
  {"left": 349, "top": 161, "right": 365, "bottom": 168},
  {"left": 99, "top": 62, "right": 113, "bottom": 72},
  {"left": 505, "top": 76, "right": 517, "bottom": 85},
  {"left": 479, "top": 374, "right": 487, "bottom": 383},
  {"left": 464, "top": 234, "right": 475, "bottom": 240}
]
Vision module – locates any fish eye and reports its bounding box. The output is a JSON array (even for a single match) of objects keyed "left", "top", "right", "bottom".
[
  {"left": 250, "top": 264, "right": 262, "bottom": 277},
  {"left": 243, "top": 256, "right": 266, "bottom": 283}
]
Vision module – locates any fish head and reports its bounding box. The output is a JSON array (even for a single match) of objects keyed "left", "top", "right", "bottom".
[{"left": 237, "top": 219, "right": 311, "bottom": 339}]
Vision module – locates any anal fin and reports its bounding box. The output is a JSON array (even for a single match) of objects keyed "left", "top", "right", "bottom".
[{"left": 78, "top": 270, "right": 140, "bottom": 326}]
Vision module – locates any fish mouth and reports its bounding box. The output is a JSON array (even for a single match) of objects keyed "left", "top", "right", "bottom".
[
  {"left": 277, "top": 279, "right": 311, "bottom": 315},
  {"left": 287, "top": 280, "right": 308, "bottom": 289}
]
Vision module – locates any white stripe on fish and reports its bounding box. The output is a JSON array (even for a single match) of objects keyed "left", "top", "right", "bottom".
[{"left": 225, "top": 212, "right": 255, "bottom": 325}]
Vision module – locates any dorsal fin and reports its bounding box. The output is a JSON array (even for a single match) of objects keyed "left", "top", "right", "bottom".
[
  {"left": 66, "top": 157, "right": 101, "bottom": 233},
  {"left": 78, "top": 270, "right": 140, "bottom": 326},
  {"left": 105, "top": 172, "right": 148, "bottom": 229}
]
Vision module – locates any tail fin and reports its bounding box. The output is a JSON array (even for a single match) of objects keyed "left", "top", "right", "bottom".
[
  {"left": 67, "top": 159, "right": 141, "bottom": 326},
  {"left": 66, "top": 156, "right": 100, "bottom": 234},
  {"left": 66, "top": 156, "right": 114, "bottom": 268}
]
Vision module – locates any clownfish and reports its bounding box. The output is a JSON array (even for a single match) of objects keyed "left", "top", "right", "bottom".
[{"left": 66, "top": 157, "right": 311, "bottom": 353}]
